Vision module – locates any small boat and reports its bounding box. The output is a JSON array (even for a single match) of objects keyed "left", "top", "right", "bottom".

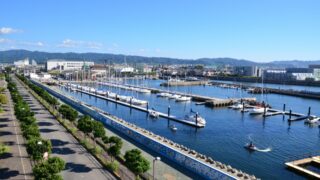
[
  {"left": 170, "top": 125, "right": 177, "bottom": 131},
  {"left": 96, "top": 90, "right": 107, "bottom": 95},
  {"left": 149, "top": 109, "right": 159, "bottom": 118},
  {"left": 89, "top": 88, "right": 96, "bottom": 93},
  {"left": 232, "top": 103, "right": 244, "bottom": 110},
  {"left": 249, "top": 107, "right": 269, "bottom": 115},
  {"left": 138, "top": 89, "right": 151, "bottom": 93},
  {"left": 176, "top": 96, "right": 191, "bottom": 102},
  {"left": 184, "top": 114, "right": 206, "bottom": 126},
  {"left": 169, "top": 94, "right": 181, "bottom": 99},
  {"left": 244, "top": 142, "right": 256, "bottom": 151},
  {"left": 157, "top": 92, "right": 170, "bottom": 97},
  {"left": 305, "top": 116, "right": 320, "bottom": 124}
]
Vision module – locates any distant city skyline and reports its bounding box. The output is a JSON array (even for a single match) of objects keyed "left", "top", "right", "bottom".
[{"left": 0, "top": 0, "right": 319, "bottom": 62}]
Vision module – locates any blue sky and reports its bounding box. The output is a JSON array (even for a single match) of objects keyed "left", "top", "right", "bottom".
[{"left": 0, "top": 0, "right": 319, "bottom": 62}]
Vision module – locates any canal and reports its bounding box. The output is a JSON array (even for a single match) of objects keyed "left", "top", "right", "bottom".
[{"left": 60, "top": 79, "right": 320, "bottom": 179}]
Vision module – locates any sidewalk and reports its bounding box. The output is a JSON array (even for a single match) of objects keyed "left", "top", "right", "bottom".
[
  {"left": 13, "top": 77, "right": 117, "bottom": 180},
  {"left": 0, "top": 80, "right": 33, "bottom": 180}
]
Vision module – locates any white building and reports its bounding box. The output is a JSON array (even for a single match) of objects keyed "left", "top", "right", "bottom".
[
  {"left": 114, "top": 65, "right": 134, "bottom": 73},
  {"left": 46, "top": 60, "right": 94, "bottom": 71},
  {"left": 14, "top": 58, "right": 29, "bottom": 67},
  {"left": 29, "top": 73, "right": 52, "bottom": 81}
]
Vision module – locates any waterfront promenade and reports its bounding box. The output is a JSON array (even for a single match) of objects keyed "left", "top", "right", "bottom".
[
  {"left": 13, "top": 77, "right": 117, "bottom": 180},
  {"left": 0, "top": 80, "right": 33, "bottom": 180}
]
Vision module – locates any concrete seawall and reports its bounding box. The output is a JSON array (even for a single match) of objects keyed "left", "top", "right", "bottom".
[{"left": 32, "top": 80, "right": 257, "bottom": 180}]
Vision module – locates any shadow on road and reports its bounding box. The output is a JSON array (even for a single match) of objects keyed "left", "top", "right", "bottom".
[
  {"left": 51, "top": 139, "right": 69, "bottom": 146},
  {"left": 39, "top": 128, "right": 58, "bottom": 133},
  {"left": 65, "top": 162, "right": 93, "bottom": 173},
  {"left": 52, "top": 147, "right": 76, "bottom": 155},
  {"left": 0, "top": 168, "right": 19, "bottom": 179},
  {"left": 0, "top": 131, "right": 14, "bottom": 136},
  {"left": 0, "top": 153, "right": 13, "bottom": 160},
  {"left": 38, "top": 122, "right": 54, "bottom": 126}
]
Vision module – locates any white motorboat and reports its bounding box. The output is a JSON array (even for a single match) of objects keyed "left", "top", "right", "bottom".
[
  {"left": 168, "top": 94, "right": 181, "bottom": 99},
  {"left": 232, "top": 103, "right": 244, "bottom": 110},
  {"left": 139, "top": 89, "right": 151, "bottom": 93},
  {"left": 157, "top": 93, "right": 170, "bottom": 97},
  {"left": 149, "top": 109, "right": 159, "bottom": 118},
  {"left": 176, "top": 96, "right": 191, "bottom": 102},
  {"left": 249, "top": 107, "right": 269, "bottom": 115},
  {"left": 70, "top": 87, "right": 77, "bottom": 91},
  {"left": 96, "top": 90, "right": 107, "bottom": 96},
  {"left": 89, "top": 88, "right": 96, "bottom": 93},
  {"left": 305, "top": 116, "right": 320, "bottom": 124},
  {"left": 184, "top": 114, "right": 206, "bottom": 126},
  {"left": 107, "top": 92, "right": 117, "bottom": 99},
  {"left": 170, "top": 125, "right": 177, "bottom": 131}
]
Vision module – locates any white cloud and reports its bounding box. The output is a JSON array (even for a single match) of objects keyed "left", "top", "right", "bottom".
[
  {"left": 0, "top": 38, "right": 11, "bottom": 43},
  {"left": 58, "top": 39, "right": 103, "bottom": 49},
  {"left": 20, "top": 41, "right": 44, "bottom": 47},
  {"left": 0, "top": 27, "right": 20, "bottom": 35}
]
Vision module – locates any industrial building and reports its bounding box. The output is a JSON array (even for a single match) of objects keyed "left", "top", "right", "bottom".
[{"left": 46, "top": 60, "right": 94, "bottom": 71}]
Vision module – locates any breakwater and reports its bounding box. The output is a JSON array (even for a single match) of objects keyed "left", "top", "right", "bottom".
[
  {"left": 210, "top": 82, "right": 320, "bottom": 100},
  {"left": 32, "top": 79, "right": 257, "bottom": 180}
]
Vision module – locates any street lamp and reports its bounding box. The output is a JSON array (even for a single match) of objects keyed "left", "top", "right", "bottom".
[{"left": 153, "top": 156, "right": 161, "bottom": 180}]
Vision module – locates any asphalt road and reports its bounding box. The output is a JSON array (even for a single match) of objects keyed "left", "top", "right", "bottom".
[{"left": 14, "top": 77, "right": 117, "bottom": 180}]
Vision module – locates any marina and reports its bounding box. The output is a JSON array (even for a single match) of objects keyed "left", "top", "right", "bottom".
[
  {"left": 56, "top": 78, "right": 320, "bottom": 179},
  {"left": 61, "top": 83, "right": 205, "bottom": 128}
]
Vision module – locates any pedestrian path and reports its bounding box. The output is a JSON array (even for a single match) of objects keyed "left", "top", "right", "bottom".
[
  {"left": 14, "top": 77, "right": 116, "bottom": 180},
  {"left": 0, "top": 80, "right": 33, "bottom": 180}
]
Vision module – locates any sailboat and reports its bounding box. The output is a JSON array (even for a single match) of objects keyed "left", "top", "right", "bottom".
[{"left": 250, "top": 72, "right": 269, "bottom": 115}]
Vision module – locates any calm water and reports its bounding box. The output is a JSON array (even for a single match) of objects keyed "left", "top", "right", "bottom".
[{"left": 60, "top": 80, "right": 320, "bottom": 179}]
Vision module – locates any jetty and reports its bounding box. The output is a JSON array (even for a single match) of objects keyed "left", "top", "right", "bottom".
[
  {"left": 95, "top": 81, "right": 256, "bottom": 107},
  {"left": 210, "top": 81, "right": 320, "bottom": 100},
  {"left": 285, "top": 155, "right": 320, "bottom": 179},
  {"left": 60, "top": 84, "right": 205, "bottom": 128},
  {"left": 161, "top": 80, "right": 209, "bottom": 86}
]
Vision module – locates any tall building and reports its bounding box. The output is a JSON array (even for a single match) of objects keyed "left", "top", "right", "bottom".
[{"left": 46, "top": 60, "right": 94, "bottom": 71}]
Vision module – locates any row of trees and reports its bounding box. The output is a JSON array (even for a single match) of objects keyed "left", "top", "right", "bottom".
[
  {"left": 19, "top": 75, "right": 150, "bottom": 177},
  {"left": 6, "top": 74, "right": 65, "bottom": 180},
  {"left": 17, "top": 74, "right": 59, "bottom": 107}
]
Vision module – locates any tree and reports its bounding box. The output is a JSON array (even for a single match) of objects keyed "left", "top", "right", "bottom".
[
  {"left": 33, "top": 157, "right": 65, "bottom": 180},
  {"left": 124, "top": 149, "right": 150, "bottom": 175},
  {"left": 0, "top": 143, "right": 9, "bottom": 155},
  {"left": 58, "top": 104, "right": 78, "bottom": 122},
  {"left": 93, "top": 121, "right": 105, "bottom": 142},
  {"left": 77, "top": 115, "right": 93, "bottom": 138},
  {"left": 47, "top": 157, "right": 65, "bottom": 174},
  {"left": 26, "top": 138, "right": 52, "bottom": 161},
  {"left": 102, "top": 136, "right": 109, "bottom": 144},
  {"left": 108, "top": 136, "right": 123, "bottom": 161}
]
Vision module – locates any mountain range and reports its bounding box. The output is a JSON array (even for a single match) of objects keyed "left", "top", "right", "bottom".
[{"left": 0, "top": 49, "right": 319, "bottom": 68}]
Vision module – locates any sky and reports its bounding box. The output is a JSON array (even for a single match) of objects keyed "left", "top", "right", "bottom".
[{"left": 0, "top": 0, "right": 319, "bottom": 62}]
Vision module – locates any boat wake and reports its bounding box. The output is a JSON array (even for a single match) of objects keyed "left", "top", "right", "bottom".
[
  {"left": 255, "top": 147, "right": 272, "bottom": 152},
  {"left": 246, "top": 134, "right": 272, "bottom": 152}
]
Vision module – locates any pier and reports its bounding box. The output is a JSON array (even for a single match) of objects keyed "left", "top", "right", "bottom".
[
  {"left": 210, "top": 81, "right": 320, "bottom": 100},
  {"left": 160, "top": 80, "right": 209, "bottom": 86},
  {"left": 285, "top": 155, "right": 320, "bottom": 179},
  {"left": 93, "top": 81, "right": 257, "bottom": 107},
  {"left": 60, "top": 84, "right": 205, "bottom": 128}
]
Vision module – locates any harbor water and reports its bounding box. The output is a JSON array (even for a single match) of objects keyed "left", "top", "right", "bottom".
[{"left": 60, "top": 79, "right": 320, "bottom": 179}]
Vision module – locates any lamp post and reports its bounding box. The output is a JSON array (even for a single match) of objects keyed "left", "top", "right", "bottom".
[{"left": 153, "top": 156, "right": 161, "bottom": 180}]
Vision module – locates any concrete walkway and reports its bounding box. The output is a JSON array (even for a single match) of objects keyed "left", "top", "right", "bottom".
[
  {"left": 0, "top": 80, "right": 33, "bottom": 180},
  {"left": 13, "top": 77, "right": 116, "bottom": 180}
]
